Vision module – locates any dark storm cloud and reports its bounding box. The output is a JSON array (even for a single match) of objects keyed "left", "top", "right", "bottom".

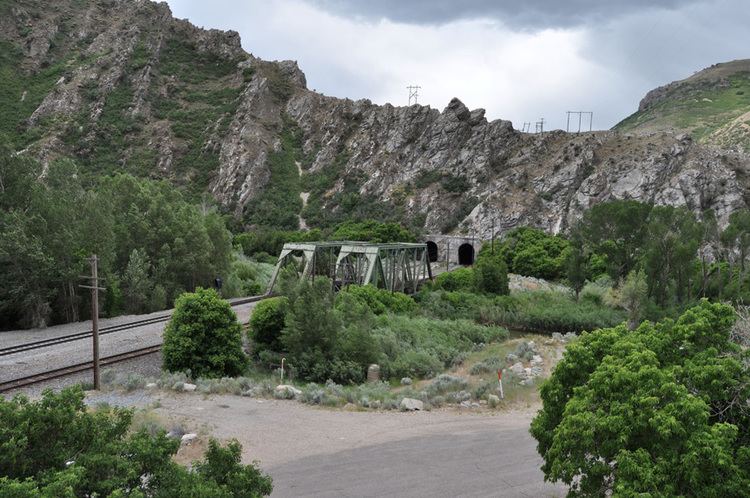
[{"left": 310, "top": 0, "right": 704, "bottom": 28}]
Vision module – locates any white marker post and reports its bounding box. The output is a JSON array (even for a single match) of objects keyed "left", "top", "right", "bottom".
[
  {"left": 497, "top": 369, "right": 504, "bottom": 399},
  {"left": 281, "top": 357, "right": 286, "bottom": 383}
]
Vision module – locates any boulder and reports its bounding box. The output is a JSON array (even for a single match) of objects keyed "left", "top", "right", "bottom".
[
  {"left": 510, "top": 362, "right": 525, "bottom": 375},
  {"left": 182, "top": 383, "right": 197, "bottom": 392},
  {"left": 400, "top": 377, "right": 413, "bottom": 386},
  {"left": 400, "top": 397, "right": 424, "bottom": 411},
  {"left": 275, "top": 384, "right": 302, "bottom": 397},
  {"left": 181, "top": 433, "right": 197, "bottom": 444},
  {"left": 530, "top": 354, "right": 544, "bottom": 367}
]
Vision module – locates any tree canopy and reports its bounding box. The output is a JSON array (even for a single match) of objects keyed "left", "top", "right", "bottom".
[
  {"left": 0, "top": 386, "right": 272, "bottom": 497},
  {"left": 530, "top": 300, "right": 750, "bottom": 496}
]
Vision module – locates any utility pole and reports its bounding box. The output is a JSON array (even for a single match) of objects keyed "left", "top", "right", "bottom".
[
  {"left": 535, "top": 118, "right": 545, "bottom": 136},
  {"left": 79, "top": 255, "right": 105, "bottom": 390},
  {"left": 565, "top": 111, "right": 593, "bottom": 133},
  {"left": 407, "top": 85, "right": 421, "bottom": 105}
]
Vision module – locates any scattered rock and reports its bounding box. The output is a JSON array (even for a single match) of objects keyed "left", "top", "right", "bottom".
[
  {"left": 182, "top": 383, "right": 197, "bottom": 392},
  {"left": 180, "top": 433, "right": 197, "bottom": 444},
  {"left": 505, "top": 353, "right": 519, "bottom": 363},
  {"left": 400, "top": 377, "right": 413, "bottom": 386},
  {"left": 400, "top": 397, "right": 424, "bottom": 411},
  {"left": 530, "top": 354, "right": 544, "bottom": 367},
  {"left": 145, "top": 383, "right": 157, "bottom": 389},
  {"left": 367, "top": 364, "right": 380, "bottom": 382}
]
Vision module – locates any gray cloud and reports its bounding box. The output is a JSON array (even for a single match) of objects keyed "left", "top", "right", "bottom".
[{"left": 310, "top": 0, "right": 705, "bottom": 28}]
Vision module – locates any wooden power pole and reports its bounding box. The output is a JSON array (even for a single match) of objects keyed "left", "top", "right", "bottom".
[{"left": 79, "top": 255, "right": 105, "bottom": 389}]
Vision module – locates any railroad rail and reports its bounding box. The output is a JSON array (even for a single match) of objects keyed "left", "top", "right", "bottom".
[
  {"left": 0, "top": 295, "right": 267, "bottom": 393},
  {"left": 0, "top": 344, "right": 163, "bottom": 393},
  {"left": 1, "top": 266, "right": 451, "bottom": 393},
  {"left": 0, "top": 295, "right": 265, "bottom": 359}
]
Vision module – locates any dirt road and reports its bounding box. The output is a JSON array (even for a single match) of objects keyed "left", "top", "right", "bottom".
[{"left": 132, "top": 392, "right": 565, "bottom": 497}]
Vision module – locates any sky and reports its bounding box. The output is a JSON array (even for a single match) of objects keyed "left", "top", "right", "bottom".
[{"left": 164, "top": 0, "right": 749, "bottom": 131}]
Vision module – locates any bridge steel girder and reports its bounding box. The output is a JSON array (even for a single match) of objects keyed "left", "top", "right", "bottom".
[{"left": 266, "top": 241, "right": 432, "bottom": 295}]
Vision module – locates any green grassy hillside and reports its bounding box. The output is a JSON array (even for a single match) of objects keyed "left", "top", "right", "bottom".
[{"left": 614, "top": 60, "right": 750, "bottom": 149}]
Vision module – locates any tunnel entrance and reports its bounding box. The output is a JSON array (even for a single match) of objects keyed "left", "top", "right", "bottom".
[
  {"left": 458, "top": 243, "right": 475, "bottom": 266},
  {"left": 426, "top": 241, "right": 438, "bottom": 262}
]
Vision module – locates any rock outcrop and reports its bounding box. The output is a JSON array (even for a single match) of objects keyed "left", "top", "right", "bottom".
[{"left": 3, "top": 0, "right": 750, "bottom": 237}]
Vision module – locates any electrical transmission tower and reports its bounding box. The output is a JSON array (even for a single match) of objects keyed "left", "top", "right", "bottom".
[
  {"left": 535, "top": 118, "right": 545, "bottom": 135},
  {"left": 521, "top": 122, "right": 531, "bottom": 133},
  {"left": 407, "top": 85, "right": 421, "bottom": 105},
  {"left": 565, "top": 111, "right": 593, "bottom": 133}
]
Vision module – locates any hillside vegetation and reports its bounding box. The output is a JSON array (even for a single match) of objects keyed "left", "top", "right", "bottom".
[{"left": 615, "top": 59, "right": 750, "bottom": 150}]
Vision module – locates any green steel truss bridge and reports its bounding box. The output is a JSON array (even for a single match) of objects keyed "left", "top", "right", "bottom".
[{"left": 266, "top": 241, "right": 434, "bottom": 295}]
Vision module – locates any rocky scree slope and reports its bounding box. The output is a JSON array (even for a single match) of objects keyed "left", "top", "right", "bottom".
[{"left": 2, "top": 0, "right": 750, "bottom": 237}]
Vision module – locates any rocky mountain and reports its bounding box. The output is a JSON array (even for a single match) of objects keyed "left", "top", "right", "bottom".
[
  {"left": 2, "top": 0, "right": 750, "bottom": 238},
  {"left": 615, "top": 59, "right": 750, "bottom": 151}
]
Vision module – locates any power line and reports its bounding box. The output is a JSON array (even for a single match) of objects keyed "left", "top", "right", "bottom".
[
  {"left": 407, "top": 85, "right": 421, "bottom": 105},
  {"left": 566, "top": 111, "right": 593, "bottom": 133}
]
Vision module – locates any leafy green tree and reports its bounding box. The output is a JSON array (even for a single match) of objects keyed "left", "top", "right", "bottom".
[
  {"left": 498, "top": 227, "right": 570, "bottom": 280},
  {"left": 643, "top": 206, "right": 701, "bottom": 306},
  {"left": 122, "top": 248, "right": 152, "bottom": 314},
  {"left": 577, "top": 199, "right": 652, "bottom": 280},
  {"left": 249, "top": 296, "right": 289, "bottom": 351},
  {"left": 330, "top": 220, "right": 416, "bottom": 243},
  {"left": 432, "top": 267, "right": 475, "bottom": 291},
  {"left": 566, "top": 233, "right": 587, "bottom": 300},
  {"left": 474, "top": 251, "right": 509, "bottom": 295},
  {"left": 0, "top": 387, "right": 272, "bottom": 496},
  {"left": 531, "top": 300, "right": 750, "bottom": 496},
  {"left": 162, "top": 287, "right": 248, "bottom": 378}
]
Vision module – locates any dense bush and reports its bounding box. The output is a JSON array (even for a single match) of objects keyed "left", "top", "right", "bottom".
[
  {"left": 474, "top": 250, "right": 509, "bottom": 295},
  {"left": 497, "top": 227, "right": 570, "bottom": 280},
  {"left": 162, "top": 287, "right": 248, "bottom": 378},
  {"left": 371, "top": 314, "right": 508, "bottom": 379},
  {"left": 330, "top": 220, "right": 416, "bottom": 243},
  {"left": 432, "top": 267, "right": 475, "bottom": 291},
  {"left": 418, "top": 289, "right": 625, "bottom": 333},
  {"left": 531, "top": 300, "right": 750, "bottom": 495},
  {"left": 249, "top": 296, "right": 289, "bottom": 351},
  {"left": 0, "top": 386, "right": 272, "bottom": 496},
  {"left": 336, "top": 285, "right": 416, "bottom": 315}
]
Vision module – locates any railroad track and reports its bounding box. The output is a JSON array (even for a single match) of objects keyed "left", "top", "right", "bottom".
[
  {"left": 0, "top": 345, "right": 163, "bottom": 393},
  {"left": 0, "top": 295, "right": 267, "bottom": 393},
  {"left": 0, "top": 295, "right": 265, "bottom": 359}
]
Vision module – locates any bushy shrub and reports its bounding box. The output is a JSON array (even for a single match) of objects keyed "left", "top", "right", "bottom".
[
  {"left": 0, "top": 387, "right": 272, "bottom": 496},
  {"left": 497, "top": 227, "right": 571, "bottom": 280},
  {"left": 432, "top": 267, "right": 475, "bottom": 291},
  {"left": 162, "top": 287, "right": 248, "bottom": 378},
  {"left": 469, "top": 356, "right": 504, "bottom": 375},
  {"left": 418, "top": 289, "right": 625, "bottom": 333},
  {"left": 372, "top": 314, "right": 508, "bottom": 379},
  {"left": 249, "top": 296, "right": 289, "bottom": 351},
  {"left": 423, "top": 374, "right": 469, "bottom": 396},
  {"left": 336, "top": 284, "right": 416, "bottom": 315}
]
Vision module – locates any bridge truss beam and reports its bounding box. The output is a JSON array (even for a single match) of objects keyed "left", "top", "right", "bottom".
[{"left": 266, "top": 242, "right": 433, "bottom": 295}]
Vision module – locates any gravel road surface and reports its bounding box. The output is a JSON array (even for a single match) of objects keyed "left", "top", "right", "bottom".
[{"left": 139, "top": 393, "right": 565, "bottom": 498}]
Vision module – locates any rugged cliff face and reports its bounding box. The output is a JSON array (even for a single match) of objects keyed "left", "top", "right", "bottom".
[{"left": 2, "top": 0, "right": 749, "bottom": 237}]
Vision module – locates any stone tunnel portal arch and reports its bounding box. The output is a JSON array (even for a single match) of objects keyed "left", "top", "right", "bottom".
[
  {"left": 458, "top": 243, "right": 475, "bottom": 266},
  {"left": 426, "top": 241, "right": 438, "bottom": 263}
]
